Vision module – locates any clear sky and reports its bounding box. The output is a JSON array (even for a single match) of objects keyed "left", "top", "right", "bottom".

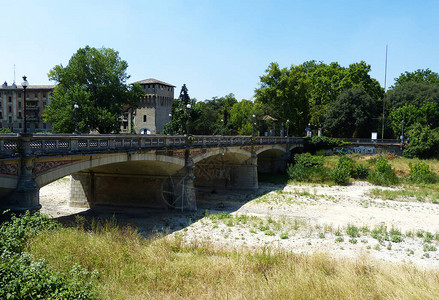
[{"left": 1, "top": 0, "right": 438, "bottom": 101}]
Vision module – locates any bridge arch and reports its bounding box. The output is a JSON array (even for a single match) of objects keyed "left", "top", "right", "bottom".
[
  {"left": 193, "top": 147, "right": 251, "bottom": 164},
  {"left": 256, "top": 145, "right": 287, "bottom": 156},
  {"left": 35, "top": 152, "right": 185, "bottom": 188},
  {"left": 256, "top": 145, "right": 289, "bottom": 174},
  {"left": 193, "top": 147, "right": 256, "bottom": 191}
]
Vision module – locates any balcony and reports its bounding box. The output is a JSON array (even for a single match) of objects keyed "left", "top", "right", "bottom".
[
  {"left": 26, "top": 105, "right": 39, "bottom": 111},
  {"left": 27, "top": 116, "right": 39, "bottom": 122}
]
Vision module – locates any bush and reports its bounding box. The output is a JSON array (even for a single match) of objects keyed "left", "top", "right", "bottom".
[
  {"left": 0, "top": 211, "right": 96, "bottom": 299},
  {"left": 331, "top": 156, "right": 354, "bottom": 185},
  {"left": 368, "top": 157, "right": 399, "bottom": 186},
  {"left": 0, "top": 128, "right": 13, "bottom": 134},
  {"left": 287, "top": 163, "right": 331, "bottom": 183},
  {"left": 287, "top": 153, "right": 331, "bottom": 183},
  {"left": 408, "top": 161, "right": 438, "bottom": 184},
  {"left": 293, "top": 153, "right": 324, "bottom": 168},
  {"left": 403, "top": 124, "right": 439, "bottom": 159},
  {"left": 352, "top": 164, "right": 370, "bottom": 179}
]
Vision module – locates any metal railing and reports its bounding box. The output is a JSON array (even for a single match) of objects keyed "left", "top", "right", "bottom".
[
  {"left": 339, "top": 138, "right": 400, "bottom": 145},
  {"left": 0, "top": 134, "right": 304, "bottom": 157}
]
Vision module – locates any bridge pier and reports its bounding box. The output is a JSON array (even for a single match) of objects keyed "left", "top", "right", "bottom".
[
  {"left": 5, "top": 134, "right": 40, "bottom": 211},
  {"left": 69, "top": 149, "right": 197, "bottom": 211}
]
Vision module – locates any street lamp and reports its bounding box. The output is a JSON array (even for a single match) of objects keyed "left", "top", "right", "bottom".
[
  {"left": 168, "top": 113, "right": 172, "bottom": 135},
  {"left": 220, "top": 119, "right": 224, "bottom": 136},
  {"left": 21, "top": 76, "right": 29, "bottom": 134},
  {"left": 186, "top": 103, "right": 191, "bottom": 135},
  {"left": 73, "top": 103, "right": 79, "bottom": 134},
  {"left": 252, "top": 114, "right": 256, "bottom": 137},
  {"left": 286, "top": 119, "right": 290, "bottom": 137}
]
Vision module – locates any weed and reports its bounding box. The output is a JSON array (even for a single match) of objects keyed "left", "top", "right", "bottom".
[
  {"left": 264, "top": 230, "right": 275, "bottom": 236},
  {"left": 346, "top": 224, "right": 360, "bottom": 238},
  {"left": 280, "top": 233, "right": 289, "bottom": 239},
  {"left": 349, "top": 238, "right": 358, "bottom": 244},
  {"left": 423, "top": 244, "right": 437, "bottom": 252},
  {"left": 335, "top": 237, "right": 344, "bottom": 243}
]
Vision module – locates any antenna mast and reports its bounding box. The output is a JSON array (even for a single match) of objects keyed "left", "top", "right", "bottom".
[
  {"left": 381, "top": 45, "right": 388, "bottom": 140},
  {"left": 13, "top": 64, "right": 16, "bottom": 84}
]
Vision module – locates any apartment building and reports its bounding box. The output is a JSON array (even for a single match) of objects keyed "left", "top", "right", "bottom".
[{"left": 0, "top": 81, "right": 54, "bottom": 133}]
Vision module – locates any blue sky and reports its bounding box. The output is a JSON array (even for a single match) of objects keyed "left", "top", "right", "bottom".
[{"left": 1, "top": 0, "right": 438, "bottom": 101}]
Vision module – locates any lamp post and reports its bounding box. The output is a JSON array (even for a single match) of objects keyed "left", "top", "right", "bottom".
[
  {"left": 252, "top": 114, "right": 256, "bottom": 137},
  {"left": 21, "top": 76, "right": 29, "bottom": 134},
  {"left": 168, "top": 113, "right": 172, "bottom": 135},
  {"left": 186, "top": 103, "right": 191, "bottom": 135},
  {"left": 286, "top": 119, "right": 290, "bottom": 137},
  {"left": 73, "top": 103, "right": 79, "bottom": 134}
]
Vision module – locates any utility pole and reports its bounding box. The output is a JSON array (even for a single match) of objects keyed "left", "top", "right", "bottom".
[{"left": 382, "top": 45, "right": 388, "bottom": 140}]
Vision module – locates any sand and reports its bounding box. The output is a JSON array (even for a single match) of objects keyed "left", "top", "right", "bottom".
[{"left": 40, "top": 177, "right": 439, "bottom": 269}]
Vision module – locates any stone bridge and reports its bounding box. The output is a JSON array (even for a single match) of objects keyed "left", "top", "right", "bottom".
[{"left": 0, "top": 134, "right": 303, "bottom": 212}]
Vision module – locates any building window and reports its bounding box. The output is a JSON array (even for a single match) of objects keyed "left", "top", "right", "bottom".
[
  {"left": 18, "top": 102, "right": 21, "bottom": 108},
  {"left": 8, "top": 96, "right": 11, "bottom": 103},
  {"left": 19, "top": 123, "right": 22, "bottom": 128},
  {"left": 18, "top": 112, "right": 21, "bottom": 118},
  {"left": 143, "top": 115, "right": 147, "bottom": 122},
  {"left": 9, "top": 107, "right": 11, "bottom": 113},
  {"left": 18, "top": 93, "right": 21, "bottom": 98}
]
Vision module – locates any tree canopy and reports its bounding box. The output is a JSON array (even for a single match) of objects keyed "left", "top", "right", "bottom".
[
  {"left": 253, "top": 60, "right": 383, "bottom": 136},
  {"left": 393, "top": 69, "right": 439, "bottom": 87},
  {"left": 323, "top": 87, "right": 380, "bottom": 138},
  {"left": 44, "top": 46, "right": 143, "bottom": 133}
]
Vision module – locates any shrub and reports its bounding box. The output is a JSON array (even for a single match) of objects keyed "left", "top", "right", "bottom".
[
  {"left": 0, "top": 128, "right": 13, "bottom": 134},
  {"left": 287, "top": 153, "right": 331, "bottom": 183},
  {"left": 331, "top": 156, "right": 355, "bottom": 185},
  {"left": 0, "top": 211, "right": 96, "bottom": 299},
  {"left": 368, "top": 157, "right": 399, "bottom": 186},
  {"left": 352, "top": 164, "right": 370, "bottom": 179},
  {"left": 287, "top": 163, "right": 331, "bottom": 183},
  {"left": 293, "top": 153, "right": 324, "bottom": 168},
  {"left": 408, "top": 161, "right": 438, "bottom": 184},
  {"left": 403, "top": 124, "right": 439, "bottom": 159}
]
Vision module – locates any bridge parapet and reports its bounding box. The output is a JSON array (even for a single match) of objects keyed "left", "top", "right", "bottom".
[{"left": 0, "top": 134, "right": 303, "bottom": 157}]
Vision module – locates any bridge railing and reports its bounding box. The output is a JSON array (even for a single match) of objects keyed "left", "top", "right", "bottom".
[
  {"left": 0, "top": 134, "right": 304, "bottom": 157},
  {"left": 0, "top": 135, "right": 19, "bottom": 157},
  {"left": 339, "top": 138, "right": 400, "bottom": 145}
]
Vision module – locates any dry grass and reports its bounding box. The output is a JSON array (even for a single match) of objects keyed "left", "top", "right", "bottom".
[{"left": 26, "top": 221, "right": 439, "bottom": 299}]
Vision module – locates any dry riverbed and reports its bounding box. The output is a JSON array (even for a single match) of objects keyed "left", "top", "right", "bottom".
[{"left": 40, "top": 177, "right": 439, "bottom": 269}]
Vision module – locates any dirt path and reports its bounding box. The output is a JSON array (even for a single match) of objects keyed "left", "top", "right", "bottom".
[{"left": 40, "top": 178, "right": 439, "bottom": 269}]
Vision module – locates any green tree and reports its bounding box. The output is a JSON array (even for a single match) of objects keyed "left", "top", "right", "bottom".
[
  {"left": 389, "top": 102, "right": 439, "bottom": 137},
  {"left": 403, "top": 123, "right": 439, "bottom": 159},
  {"left": 254, "top": 62, "right": 309, "bottom": 135},
  {"left": 387, "top": 81, "right": 439, "bottom": 110},
  {"left": 44, "top": 46, "right": 143, "bottom": 133},
  {"left": 393, "top": 69, "right": 439, "bottom": 87},
  {"left": 323, "top": 87, "right": 380, "bottom": 138},
  {"left": 163, "top": 84, "right": 196, "bottom": 135},
  {"left": 229, "top": 100, "right": 254, "bottom": 135}
]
